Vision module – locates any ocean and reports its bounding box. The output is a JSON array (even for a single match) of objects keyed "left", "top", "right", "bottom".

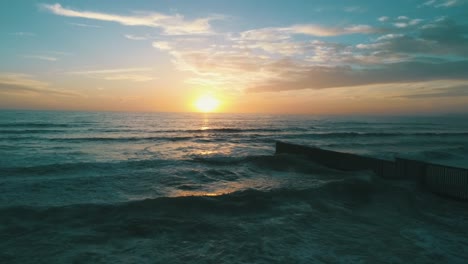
[{"left": 1, "top": 110, "right": 468, "bottom": 263}]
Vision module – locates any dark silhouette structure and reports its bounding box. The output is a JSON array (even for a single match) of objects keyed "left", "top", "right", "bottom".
[{"left": 276, "top": 141, "right": 468, "bottom": 200}]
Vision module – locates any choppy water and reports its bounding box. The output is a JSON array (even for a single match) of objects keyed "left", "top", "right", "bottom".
[{"left": 1, "top": 110, "right": 468, "bottom": 263}]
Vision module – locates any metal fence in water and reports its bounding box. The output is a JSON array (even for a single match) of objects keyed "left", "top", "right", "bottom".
[
  {"left": 276, "top": 141, "right": 468, "bottom": 200},
  {"left": 425, "top": 164, "right": 468, "bottom": 200}
]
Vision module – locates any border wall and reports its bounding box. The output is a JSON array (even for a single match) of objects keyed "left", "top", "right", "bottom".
[{"left": 276, "top": 141, "right": 468, "bottom": 200}]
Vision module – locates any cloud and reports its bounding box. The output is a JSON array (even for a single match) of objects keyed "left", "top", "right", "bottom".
[
  {"left": 40, "top": 3, "right": 219, "bottom": 35},
  {"left": 102, "top": 75, "right": 154, "bottom": 82},
  {"left": 68, "top": 68, "right": 155, "bottom": 82},
  {"left": 0, "top": 73, "right": 48, "bottom": 89},
  {"left": 363, "top": 18, "right": 468, "bottom": 56},
  {"left": 423, "top": 0, "right": 437, "bottom": 6},
  {"left": 400, "top": 84, "right": 468, "bottom": 98},
  {"left": 161, "top": 44, "right": 277, "bottom": 91},
  {"left": 161, "top": 33, "right": 468, "bottom": 92},
  {"left": 232, "top": 24, "right": 377, "bottom": 45},
  {"left": 158, "top": 36, "right": 468, "bottom": 93},
  {"left": 246, "top": 60, "right": 468, "bottom": 93},
  {"left": 124, "top": 34, "right": 148, "bottom": 40},
  {"left": 378, "top": 16, "right": 424, "bottom": 28},
  {"left": 394, "top": 22, "right": 408, "bottom": 28},
  {"left": 152, "top": 41, "right": 172, "bottom": 50},
  {"left": 237, "top": 28, "right": 291, "bottom": 41},
  {"left": 21, "top": 51, "right": 72, "bottom": 62},
  {"left": 68, "top": 68, "right": 152, "bottom": 75},
  {"left": 68, "top": 22, "right": 101, "bottom": 28},
  {"left": 421, "top": 0, "right": 463, "bottom": 7},
  {"left": 288, "top": 24, "right": 376, "bottom": 36},
  {"left": 11, "top": 32, "right": 35, "bottom": 37},
  {"left": 420, "top": 18, "right": 468, "bottom": 47},
  {"left": 0, "top": 73, "right": 77, "bottom": 96},
  {"left": 146, "top": 12, "right": 467, "bottom": 95},
  {"left": 378, "top": 16, "right": 390, "bottom": 22},
  {"left": 409, "top": 19, "right": 424, "bottom": 25},
  {"left": 22, "top": 55, "right": 58, "bottom": 61}
]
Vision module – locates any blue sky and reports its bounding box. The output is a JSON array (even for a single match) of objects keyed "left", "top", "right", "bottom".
[{"left": 1, "top": 0, "right": 468, "bottom": 114}]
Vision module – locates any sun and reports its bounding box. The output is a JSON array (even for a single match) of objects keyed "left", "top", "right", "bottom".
[{"left": 195, "top": 95, "right": 220, "bottom": 112}]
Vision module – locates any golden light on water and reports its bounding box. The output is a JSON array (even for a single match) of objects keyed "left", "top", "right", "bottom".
[{"left": 194, "top": 95, "right": 220, "bottom": 113}]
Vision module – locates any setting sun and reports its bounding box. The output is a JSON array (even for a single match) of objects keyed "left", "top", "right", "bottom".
[{"left": 194, "top": 95, "right": 220, "bottom": 112}]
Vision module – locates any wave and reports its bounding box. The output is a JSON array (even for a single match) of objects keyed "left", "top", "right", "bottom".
[
  {"left": 1, "top": 135, "right": 199, "bottom": 143},
  {"left": 420, "top": 150, "right": 457, "bottom": 160},
  {"left": 1, "top": 173, "right": 466, "bottom": 263},
  {"left": 0, "top": 154, "right": 307, "bottom": 177},
  {"left": 286, "top": 132, "right": 468, "bottom": 138},
  {"left": 0, "top": 123, "right": 74, "bottom": 128},
  {"left": 1, "top": 159, "right": 172, "bottom": 177},
  {"left": 48, "top": 135, "right": 197, "bottom": 143},
  {"left": 0, "top": 129, "right": 66, "bottom": 134},
  {"left": 14, "top": 131, "right": 468, "bottom": 144},
  {"left": 41, "top": 128, "right": 287, "bottom": 142},
  {"left": 5, "top": 130, "right": 467, "bottom": 143},
  {"left": 404, "top": 146, "right": 468, "bottom": 161},
  {"left": 0, "top": 175, "right": 376, "bottom": 221},
  {"left": 326, "top": 121, "right": 439, "bottom": 126},
  {"left": 322, "top": 141, "right": 467, "bottom": 148},
  {"left": 0, "top": 136, "right": 39, "bottom": 141},
  {"left": 88, "top": 127, "right": 309, "bottom": 134},
  {"left": 189, "top": 154, "right": 354, "bottom": 176},
  {"left": 178, "top": 128, "right": 283, "bottom": 133},
  {"left": 86, "top": 128, "right": 141, "bottom": 133}
]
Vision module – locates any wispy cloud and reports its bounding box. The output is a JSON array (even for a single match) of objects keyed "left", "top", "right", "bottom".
[
  {"left": 288, "top": 24, "right": 376, "bottom": 36},
  {"left": 148, "top": 13, "right": 468, "bottom": 95},
  {"left": 38, "top": 2, "right": 468, "bottom": 100},
  {"left": 399, "top": 84, "right": 468, "bottom": 98},
  {"left": 68, "top": 68, "right": 155, "bottom": 82},
  {"left": 421, "top": 0, "right": 463, "bottom": 8},
  {"left": 377, "top": 15, "right": 424, "bottom": 28},
  {"left": 378, "top": 16, "right": 390, "bottom": 22},
  {"left": 394, "top": 22, "right": 408, "bottom": 28},
  {"left": 124, "top": 34, "right": 148, "bottom": 40},
  {"left": 22, "top": 55, "right": 58, "bottom": 61},
  {"left": 0, "top": 73, "right": 77, "bottom": 96},
  {"left": 246, "top": 60, "right": 468, "bottom": 92},
  {"left": 362, "top": 18, "right": 468, "bottom": 57},
  {"left": 0, "top": 73, "right": 48, "bottom": 89},
  {"left": 68, "top": 68, "right": 152, "bottom": 75},
  {"left": 41, "top": 3, "right": 220, "bottom": 35},
  {"left": 409, "top": 19, "right": 424, "bottom": 25},
  {"left": 68, "top": 22, "right": 102, "bottom": 28},
  {"left": 21, "top": 51, "right": 72, "bottom": 62},
  {"left": 152, "top": 41, "right": 172, "bottom": 50},
  {"left": 11, "top": 32, "right": 35, "bottom": 37},
  {"left": 231, "top": 23, "right": 377, "bottom": 45}
]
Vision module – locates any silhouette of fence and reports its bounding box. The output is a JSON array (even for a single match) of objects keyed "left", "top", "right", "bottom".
[
  {"left": 275, "top": 141, "right": 468, "bottom": 200},
  {"left": 425, "top": 163, "right": 468, "bottom": 199}
]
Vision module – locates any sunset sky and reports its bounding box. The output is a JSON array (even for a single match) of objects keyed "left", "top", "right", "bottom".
[{"left": 1, "top": 0, "right": 468, "bottom": 114}]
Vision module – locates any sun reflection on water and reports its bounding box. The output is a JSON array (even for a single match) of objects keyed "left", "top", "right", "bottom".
[
  {"left": 169, "top": 180, "right": 254, "bottom": 198},
  {"left": 170, "top": 189, "right": 233, "bottom": 198}
]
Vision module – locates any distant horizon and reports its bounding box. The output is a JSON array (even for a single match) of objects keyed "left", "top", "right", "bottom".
[
  {"left": 2, "top": 106, "right": 468, "bottom": 118},
  {"left": 1, "top": 0, "right": 468, "bottom": 114}
]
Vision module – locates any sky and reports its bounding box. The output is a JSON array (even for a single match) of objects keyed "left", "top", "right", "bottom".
[{"left": 1, "top": 0, "right": 468, "bottom": 114}]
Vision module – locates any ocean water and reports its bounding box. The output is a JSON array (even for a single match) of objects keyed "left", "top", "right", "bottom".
[{"left": 1, "top": 110, "right": 468, "bottom": 263}]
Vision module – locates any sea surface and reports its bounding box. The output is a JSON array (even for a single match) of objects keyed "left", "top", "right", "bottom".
[{"left": 1, "top": 110, "right": 468, "bottom": 263}]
